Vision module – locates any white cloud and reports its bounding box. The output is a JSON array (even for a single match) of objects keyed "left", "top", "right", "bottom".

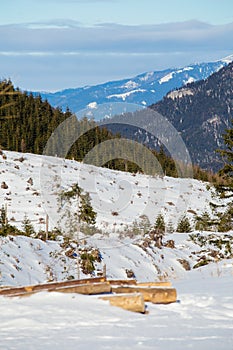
[
  {"left": 0, "top": 21, "right": 232, "bottom": 55},
  {"left": 1, "top": 20, "right": 233, "bottom": 91}
]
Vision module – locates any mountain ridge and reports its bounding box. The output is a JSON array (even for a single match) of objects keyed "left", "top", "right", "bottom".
[
  {"left": 35, "top": 55, "right": 233, "bottom": 116},
  {"left": 149, "top": 61, "right": 233, "bottom": 171}
]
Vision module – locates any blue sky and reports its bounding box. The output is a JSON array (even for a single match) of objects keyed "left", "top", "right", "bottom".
[{"left": 0, "top": 0, "right": 233, "bottom": 91}]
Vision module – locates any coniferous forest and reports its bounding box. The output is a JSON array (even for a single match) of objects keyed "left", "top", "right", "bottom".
[{"left": 0, "top": 79, "right": 225, "bottom": 182}]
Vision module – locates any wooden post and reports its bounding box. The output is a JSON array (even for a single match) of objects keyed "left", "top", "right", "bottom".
[
  {"left": 103, "top": 264, "right": 107, "bottom": 278},
  {"left": 77, "top": 257, "right": 81, "bottom": 280},
  {"left": 45, "top": 214, "right": 49, "bottom": 241},
  {"left": 77, "top": 193, "right": 80, "bottom": 280},
  {"left": 4, "top": 203, "right": 7, "bottom": 225}
]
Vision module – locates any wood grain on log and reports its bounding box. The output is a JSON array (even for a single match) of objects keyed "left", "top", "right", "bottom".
[
  {"left": 100, "top": 293, "right": 145, "bottom": 313},
  {"left": 112, "top": 286, "right": 177, "bottom": 304}
]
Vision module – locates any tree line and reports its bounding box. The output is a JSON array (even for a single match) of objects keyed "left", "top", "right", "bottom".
[{"left": 0, "top": 79, "right": 230, "bottom": 182}]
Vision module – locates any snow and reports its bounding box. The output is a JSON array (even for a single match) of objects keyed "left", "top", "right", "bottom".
[
  {"left": 107, "top": 89, "right": 146, "bottom": 101},
  {"left": 87, "top": 101, "right": 98, "bottom": 109},
  {"left": 183, "top": 66, "right": 194, "bottom": 71},
  {"left": 220, "top": 54, "right": 233, "bottom": 64},
  {"left": 159, "top": 72, "right": 174, "bottom": 84},
  {"left": 167, "top": 88, "right": 194, "bottom": 100},
  {"left": 122, "top": 80, "right": 139, "bottom": 90},
  {"left": 0, "top": 265, "right": 232, "bottom": 350},
  {"left": 139, "top": 72, "right": 154, "bottom": 82},
  {"left": 184, "top": 77, "right": 196, "bottom": 84},
  {"left": 0, "top": 150, "right": 233, "bottom": 349},
  {"left": 0, "top": 150, "right": 225, "bottom": 234}
]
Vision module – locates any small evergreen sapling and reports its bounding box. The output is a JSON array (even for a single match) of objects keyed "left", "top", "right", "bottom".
[
  {"left": 176, "top": 216, "right": 192, "bottom": 233},
  {"left": 22, "top": 214, "right": 35, "bottom": 236}
]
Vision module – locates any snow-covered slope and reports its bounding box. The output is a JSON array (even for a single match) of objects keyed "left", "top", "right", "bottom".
[
  {"left": 0, "top": 150, "right": 232, "bottom": 350},
  {"left": 0, "top": 150, "right": 232, "bottom": 288},
  {"left": 36, "top": 56, "right": 233, "bottom": 118},
  {"left": 0, "top": 150, "right": 224, "bottom": 232}
]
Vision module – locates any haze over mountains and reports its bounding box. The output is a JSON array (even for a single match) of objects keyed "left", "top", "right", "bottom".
[{"left": 37, "top": 56, "right": 233, "bottom": 115}]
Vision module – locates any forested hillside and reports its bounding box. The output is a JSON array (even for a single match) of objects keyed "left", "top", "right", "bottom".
[
  {"left": 150, "top": 62, "right": 233, "bottom": 171},
  {"left": 0, "top": 80, "right": 120, "bottom": 158},
  {"left": 0, "top": 79, "right": 221, "bottom": 181},
  {"left": 0, "top": 80, "right": 179, "bottom": 176}
]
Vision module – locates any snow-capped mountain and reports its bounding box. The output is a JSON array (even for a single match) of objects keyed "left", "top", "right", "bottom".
[{"left": 36, "top": 55, "right": 233, "bottom": 117}]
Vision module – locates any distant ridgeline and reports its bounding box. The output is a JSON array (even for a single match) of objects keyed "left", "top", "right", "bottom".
[{"left": 0, "top": 79, "right": 221, "bottom": 182}]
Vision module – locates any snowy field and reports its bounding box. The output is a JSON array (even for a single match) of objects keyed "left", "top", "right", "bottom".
[{"left": 0, "top": 264, "right": 232, "bottom": 350}]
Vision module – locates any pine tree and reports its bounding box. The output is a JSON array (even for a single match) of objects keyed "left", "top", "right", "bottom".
[
  {"left": 0, "top": 205, "right": 7, "bottom": 226},
  {"left": 176, "top": 216, "right": 192, "bottom": 233},
  {"left": 79, "top": 193, "right": 96, "bottom": 225},
  {"left": 195, "top": 211, "right": 212, "bottom": 231},
  {"left": 217, "top": 205, "right": 233, "bottom": 232},
  {"left": 22, "top": 215, "right": 35, "bottom": 236},
  {"left": 154, "top": 213, "right": 165, "bottom": 234},
  {"left": 217, "top": 119, "right": 233, "bottom": 198},
  {"left": 0, "top": 205, "right": 8, "bottom": 235},
  {"left": 59, "top": 183, "right": 96, "bottom": 238}
]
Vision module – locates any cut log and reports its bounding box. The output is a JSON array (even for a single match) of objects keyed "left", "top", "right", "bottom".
[
  {"left": 100, "top": 293, "right": 145, "bottom": 313},
  {"left": 137, "top": 281, "right": 172, "bottom": 287},
  {"left": 112, "top": 286, "right": 177, "bottom": 304},
  {"left": 0, "top": 277, "right": 106, "bottom": 297},
  {"left": 49, "top": 282, "right": 111, "bottom": 295},
  {"left": 108, "top": 279, "right": 137, "bottom": 286}
]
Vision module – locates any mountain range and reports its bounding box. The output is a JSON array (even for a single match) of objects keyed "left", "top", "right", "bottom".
[
  {"left": 150, "top": 61, "right": 233, "bottom": 171},
  {"left": 107, "top": 60, "right": 233, "bottom": 172},
  {"left": 36, "top": 55, "right": 233, "bottom": 115}
]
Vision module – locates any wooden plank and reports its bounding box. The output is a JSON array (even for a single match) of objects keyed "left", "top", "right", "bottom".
[
  {"left": 112, "top": 286, "right": 177, "bottom": 304},
  {"left": 100, "top": 293, "right": 145, "bottom": 313},
  {"left": 49, "top": 282, "right": 111, "bottom": 295}
]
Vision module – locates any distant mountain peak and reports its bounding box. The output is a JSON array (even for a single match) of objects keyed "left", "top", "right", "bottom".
[{"left": 35, "top": 55, "right": 233, "bottom": 119}]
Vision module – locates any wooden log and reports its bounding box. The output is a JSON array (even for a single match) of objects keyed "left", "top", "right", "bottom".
[
  {"left": 137, "top": 281, "right": 172, "bottom": 287},
  {"left": 108, "top": 279, "right": 137, "bottom": 286},
  {"left": 100, "top": 293, "right": 145, "bottom": 313},
  {"left": 0, "top": 277, "right": 106, "bottom": 297},
  {"left": 112, "top": 286, "right": 177, "bottom": 304},
  {"left": 49, "top": 282, "right": 111, "bottom": 295}
]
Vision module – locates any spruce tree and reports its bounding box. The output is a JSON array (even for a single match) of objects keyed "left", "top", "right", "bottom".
[
  {"left": 154, "top": 213, "right": 165, "bottom": 234},
  {"left": 22, "top": 215, "right": 35, "bottom": 236},
  {"left": 217, "top": 119, "right": 233, "bottom": 198},
  {"left": 176, "top": 216, "right": 192, "bottom": 233},
  {"left": 59, "top": 183, "right": 96, "bottom": 238}
]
